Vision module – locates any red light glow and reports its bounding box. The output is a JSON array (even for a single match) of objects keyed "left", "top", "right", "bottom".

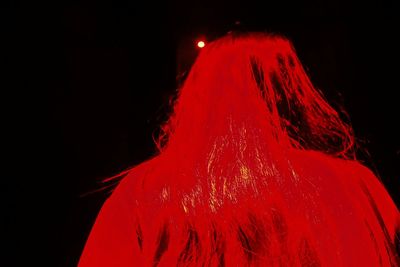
[{"left": 197, "top": 40, "right": 205, "bottom": 48}]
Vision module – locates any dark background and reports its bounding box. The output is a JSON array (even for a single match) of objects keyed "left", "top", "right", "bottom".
[{"left": 3, "top": 1, "right": 399, "bottom": 266}]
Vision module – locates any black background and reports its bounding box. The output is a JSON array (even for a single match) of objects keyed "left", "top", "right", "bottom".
[{"left": 3, "top": 1, "right": 399, "bottom": 266}]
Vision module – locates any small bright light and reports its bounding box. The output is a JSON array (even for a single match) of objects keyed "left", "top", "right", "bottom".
[{"left": 197, "top": 41, "right": 205, "bottom": 48}]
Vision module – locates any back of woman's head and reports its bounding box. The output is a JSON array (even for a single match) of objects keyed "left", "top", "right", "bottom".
[{"left": 159, "top": 32, "right": 354, "bottom": 158}]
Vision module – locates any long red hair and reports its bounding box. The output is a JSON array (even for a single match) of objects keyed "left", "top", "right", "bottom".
[{"left": 79, "top": 32, "right": 399, "bottom": 267}]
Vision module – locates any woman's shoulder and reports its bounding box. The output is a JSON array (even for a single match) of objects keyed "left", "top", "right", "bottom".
[
  {"left": 291, "top": 149, "right": 399, "bottom": 232},
  {"left": 78, "top": 156, "right": 161, "bottom": 267}
]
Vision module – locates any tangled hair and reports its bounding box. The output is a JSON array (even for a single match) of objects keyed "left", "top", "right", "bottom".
[
  {"left": 158, "top": 32, "right": 354, "bottom": 158},
  {"left": 79, "top": 33, "right": 399, "bottom": 267}
]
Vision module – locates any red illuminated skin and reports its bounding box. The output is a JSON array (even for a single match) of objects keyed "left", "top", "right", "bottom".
[{"left": 79, "top": 33, "right": 399, "bottom": 266}]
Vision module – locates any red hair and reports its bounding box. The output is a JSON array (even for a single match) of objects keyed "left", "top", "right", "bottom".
[{"left": 79, "top": 32, "right": 399, "bottom": 266}]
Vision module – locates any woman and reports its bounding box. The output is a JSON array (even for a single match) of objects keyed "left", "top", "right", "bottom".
[{"left": 79, "top": 32, "right": 399, "bottom": 266}]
